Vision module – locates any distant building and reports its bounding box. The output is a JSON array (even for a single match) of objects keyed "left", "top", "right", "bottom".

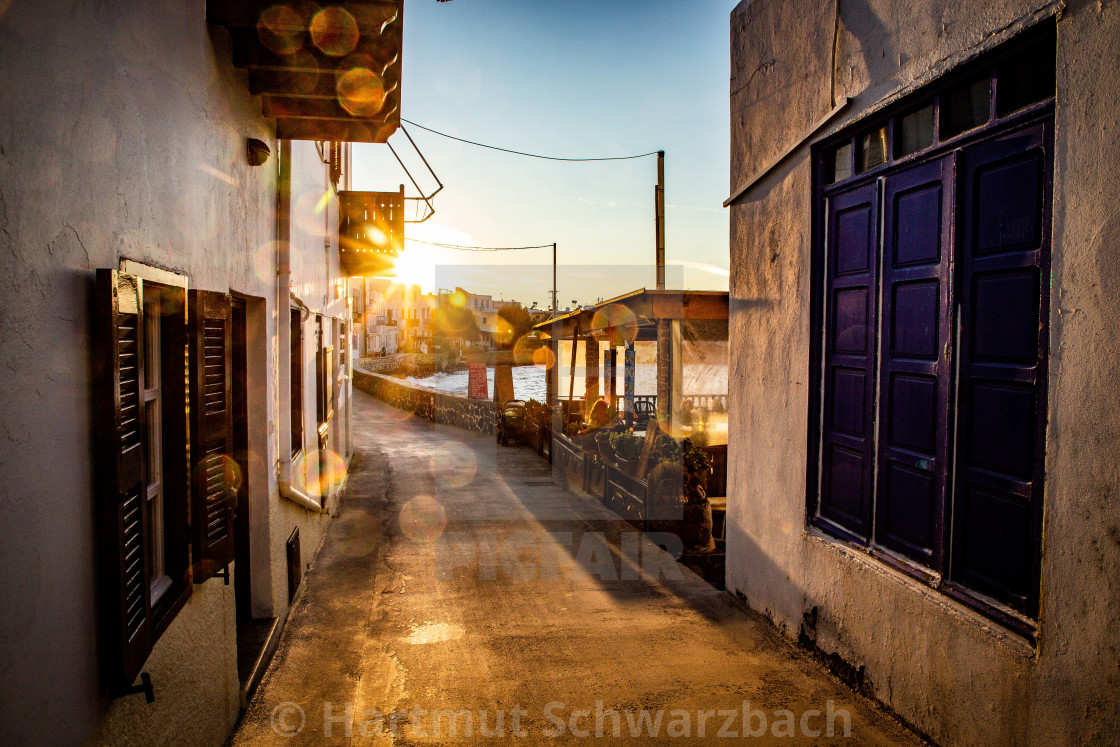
[
  {"left": 353, "top": 280, "right": 435, "bottom": 356},
  {"left": 725, "top": 2, "right": 1119, "bottom": 744}
]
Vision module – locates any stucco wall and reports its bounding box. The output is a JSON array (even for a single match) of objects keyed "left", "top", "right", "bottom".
[
  {"left": 0, "top": 2, "right": 344, "bottom": 745},
  {"left": 725, "top": 0, "right": 1120, "bottom": 744}
]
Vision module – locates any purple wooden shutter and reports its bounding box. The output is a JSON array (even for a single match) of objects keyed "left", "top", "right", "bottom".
[
  {"left": 818, "top": 183, "right": 879, "bottom": 539},
  {"left": 874, "top": 158, "right": 954, "bottom": 566},
  {"left": 94, "top": 269, "right": 153, "bottom": 687},
  {"left": 951, "top": 121, "right": 1051, "bottom": 615},
  {"left": 189, "top": 289, "right": 236, "bottom": 581}
]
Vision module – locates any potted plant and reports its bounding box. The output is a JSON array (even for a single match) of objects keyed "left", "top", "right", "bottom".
[
  {"left": 609, "top": 431, "right": 643, "bottom": 474},
  {"left": 648, "top": 434, "right": 682, "bottom": 472},
  {"left": 680, "top": 439, "right": 716, "bottom": 553},
  {"left": 645, "top": 460, "right": 686, "bottom": 536}
]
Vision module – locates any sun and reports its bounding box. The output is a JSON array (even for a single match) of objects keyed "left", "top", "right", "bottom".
[{"left": 387, "top": 245, "right": 434, "bottom": 290}]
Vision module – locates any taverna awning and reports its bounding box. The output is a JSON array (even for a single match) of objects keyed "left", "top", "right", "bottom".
[{"left": 533, "top": 289, "right": 728, "bottom": 342}]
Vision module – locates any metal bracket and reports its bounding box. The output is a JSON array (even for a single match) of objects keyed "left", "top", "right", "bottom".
[
  {"left": 123, "top": 672, "right": 155, "bottom": 704},
  {"left": 387, "top": 125, "right": 444, "bottom": 223}
]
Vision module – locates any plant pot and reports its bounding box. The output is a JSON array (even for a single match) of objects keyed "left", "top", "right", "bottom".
[
  {"left": 681, "top": 498, "right": 716, "bottom": 553},
  {"left": 616, "top": 457, "right": 639, "bottom": 476}
]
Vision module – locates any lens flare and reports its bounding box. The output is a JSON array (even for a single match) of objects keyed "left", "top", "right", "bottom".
[
  {"left": 254, "top": 241, "right": 284, "bottom": 283},
  {"left": 257, "top": 5, "right": 304, "bottom": 55},
  {"left": 293, "top": 449, "right": 347, "bottom": 498},
  {"left": 400, "top": 495, "right": 447, "bottom": 542},
  {"left": 449, "top": 291, "right": 466, "bottom": 308},
  {"left": 531, "top": 344, "right": 557, "bottom": 369},
  {"left": 430, "top": 442, "right": 477, "bottom": 488},
  {"left": 194, "top": 454, "right": 242, "bottom": 502},
  {"left": 494, "top": 317, "right": 515, "bottom": 348},
  {"left": 294, "top": 189, "right": 331, "bottom": 237},
  {"left": 283, "top": 50, "right": 322, "bottom": 95},
  {"left": 363, "top": 224, "right": 388, "bottom": 246},
  {"left": 336, "top": 67, "right": 386, "bottom": 117},
  {"left": 512, "top": 334, "right": 543, "bottom": 366},
  {"left": 310, "top": 7, "right": 359, "bottom": 57},
  {"left": 591, "top": 303, "right": 638, "bottom": 347},
  {"left": 336, "top": 509, "right": 380, "bottom": 557}
]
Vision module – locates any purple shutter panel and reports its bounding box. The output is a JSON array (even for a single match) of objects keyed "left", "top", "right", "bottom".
[
  {"left": 94, "top": 269, "right": 154, "bottom": 688},
  {"left": 818, "top": 183, "right": 879, "bottom": 539},
  {"left": 951, "top": 121, "right": 1051, "bottom": 616},
  {"left": 189, "top": 289, "right": 236, "bottom": 581},
  {"left": 874, "top": 158, "right": 953, "bottom": 566}
]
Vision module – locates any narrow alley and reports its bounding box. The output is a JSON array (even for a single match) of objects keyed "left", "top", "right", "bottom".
[{"left": 233, "top": 391, "right": 918, "bottom": 745}]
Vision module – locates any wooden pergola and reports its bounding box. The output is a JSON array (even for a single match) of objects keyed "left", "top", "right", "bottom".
[{"left": 534, "top": 289, "right": 729, "bottom": 431}]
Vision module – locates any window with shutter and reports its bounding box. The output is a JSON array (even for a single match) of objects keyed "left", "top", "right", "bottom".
[
  {"left": 189, "top": 290, "right": 236, "bottom": 582},
  {"left": 808, "top": 25, "right": 1053, "bottom": 632},
  {"left": 95, "top": 270, "right": 154, "bottom": 690},
  {"left": 96, "top": 269, "right": 193, "bottom": 695}
]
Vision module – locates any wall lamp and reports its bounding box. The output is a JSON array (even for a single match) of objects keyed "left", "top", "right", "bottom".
[{"left": 247, "top": 138, "right": 271, "bottom": 167}]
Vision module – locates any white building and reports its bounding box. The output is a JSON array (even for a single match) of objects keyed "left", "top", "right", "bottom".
[
  {"left": 0, "top": 1, "right": 404, "bottom": 744},
  {"left": 354, "top": 279, "right": 436, "bottom": 356}
]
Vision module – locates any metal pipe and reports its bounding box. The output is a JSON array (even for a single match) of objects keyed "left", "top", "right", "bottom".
[{"left": 276, "top": 139, "right": 325, "bottom": 513}]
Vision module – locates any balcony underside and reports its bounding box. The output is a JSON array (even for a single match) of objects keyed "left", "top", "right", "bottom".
[{"left": 209, "top": 0, "right": 403, "bottom": 143}]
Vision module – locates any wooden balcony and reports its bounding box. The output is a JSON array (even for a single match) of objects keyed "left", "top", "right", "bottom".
[
  {"left": 338, "top": 188, "right": 403, "bottom": 276},
  {"left": 208, "top": 0, "right": 402, "bottom": 142}
]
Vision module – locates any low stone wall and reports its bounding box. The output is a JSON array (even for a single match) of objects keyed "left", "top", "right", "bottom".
[
  {"left": 356, "top": 353, "right": 448, "bottom": 376},
  {"left": 353, "top": 369, "right": 496, "bottom": 435}
]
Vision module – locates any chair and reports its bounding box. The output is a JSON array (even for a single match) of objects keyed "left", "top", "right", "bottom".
[{"left": 633, "top": 399, "right": 655, "bottom": 425}]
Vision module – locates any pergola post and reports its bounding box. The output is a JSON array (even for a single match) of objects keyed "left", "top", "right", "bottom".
[
  {"left": 656, "top": 319, "right": 670, "bottom": 426},
  {"left": 605, "top": 347, "right": 618, "bottom": 408},
  {"left": 670, "top": 319, "right": 683, "bottom": 431},
  {"left": 546, "top": 338, "right": 557, "bottom": 407},
  {"left": 584, "top": 335, "right": 600, "bottom": 414},
  {"left": 624, "top": 343, "right": 636, "bottom": 425}
]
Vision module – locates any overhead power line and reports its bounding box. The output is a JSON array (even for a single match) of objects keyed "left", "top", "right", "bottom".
[
  {"left": 405, "top": 237, "right": 553, "bottom": 252},
  {"left": 401, "top": 118, "right": 659, "bottom": 162}
]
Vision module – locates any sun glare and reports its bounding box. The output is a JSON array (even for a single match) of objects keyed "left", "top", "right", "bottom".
[{"left": 385, "top": 245, "right": 434, "bottom": 290}]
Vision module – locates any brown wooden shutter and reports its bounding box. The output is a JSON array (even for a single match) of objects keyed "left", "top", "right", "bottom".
[
  {"left": 188, "top": 289, "right": 236, "bottom": 581},
  {"left": 94, "top": 269, "right": 153, "bottom": 688}
]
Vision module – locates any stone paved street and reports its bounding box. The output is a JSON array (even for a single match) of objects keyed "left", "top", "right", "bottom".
[{"left": 234, "top": 391, "right": 919, "bottom": 745}]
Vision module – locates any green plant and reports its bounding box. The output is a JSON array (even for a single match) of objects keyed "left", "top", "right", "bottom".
[
  {"left": 525, "top": 398, "right": 548, "bottom": 422},
  {"left": 651, "top": 435, "right": 682, "bottom": 465},
  {"left": 646, "top": 462, "right": 685, "bottom": 508},
  {"left": 609, "top": 431, "right": 643, "bottom": 462},
  {"left": 594, "top": 429, "right": 613, "bottom": 454},
  {"left": 682, "top": 438, "right": 713, "bottom": 476}
]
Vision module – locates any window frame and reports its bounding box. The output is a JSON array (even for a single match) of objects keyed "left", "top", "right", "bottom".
[
  {"left": 290, "top": 307, "right": 304, "bottom": 458},
  {"left": 807, "top": 24, "right": 1055, "bottom": 639},
  {"left": 141, "top": 282, "right": 193, "bottom": 634}
]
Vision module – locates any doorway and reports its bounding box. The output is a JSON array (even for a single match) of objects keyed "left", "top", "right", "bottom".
[{"left": 232, "top": 297, "right": 276, "bottom": 698}]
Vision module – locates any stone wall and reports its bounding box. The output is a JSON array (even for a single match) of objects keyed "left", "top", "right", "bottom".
[
  {"left": 353, "top": 370, "right": 496, "bottom": 435},
  {"left": 356, "top": 353, "right": 448, "bottom": 376}
]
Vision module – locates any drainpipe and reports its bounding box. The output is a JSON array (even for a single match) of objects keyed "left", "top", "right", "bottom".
[{"left": 276, "top": 139, "right": 325, "bottom": 513}]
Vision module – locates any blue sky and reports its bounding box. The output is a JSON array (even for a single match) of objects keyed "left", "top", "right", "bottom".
[{"left": 352, "top": 0, "right": 738, "bottom": 307}]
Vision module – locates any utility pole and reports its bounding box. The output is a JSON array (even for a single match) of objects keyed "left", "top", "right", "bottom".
[
  {"left": 551, "top": 242, "right": 558, "bottom": 312},
  {"left": 655, "top": 150, "right": 669, "bottom": 428},
  {"left": 655, "top": 150, "right": 665, "bottom": 290}
]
